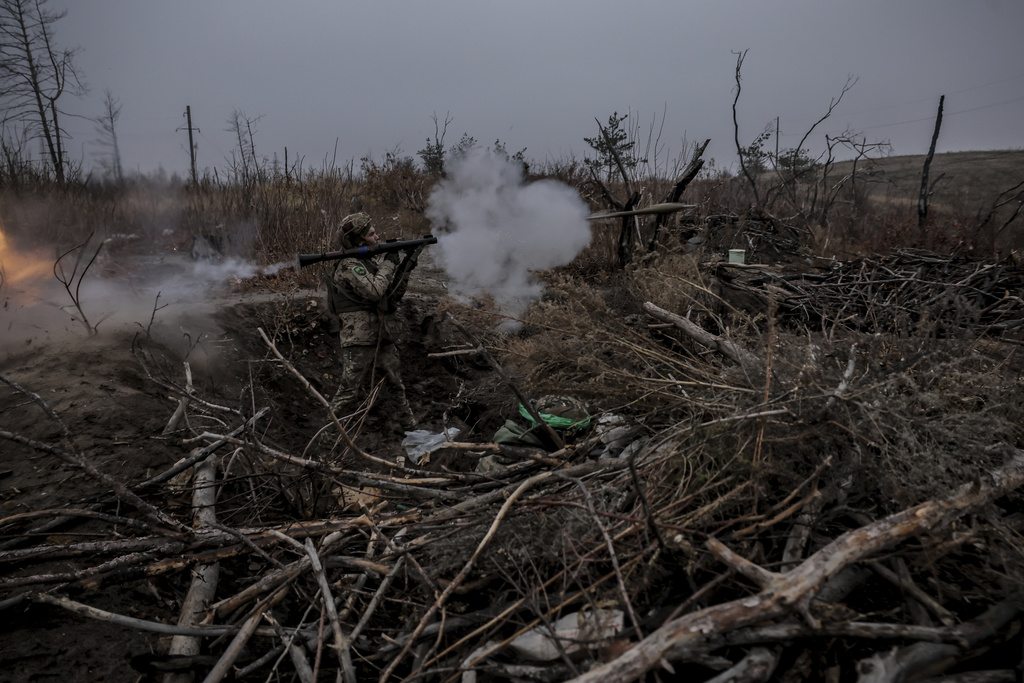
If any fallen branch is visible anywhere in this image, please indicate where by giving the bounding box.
[166,455,221,683]
[162,361,194,435]
[303,536,356,683]
[202,585,289,683]
[381,469,562,682]
[868,560,955,627]
[705,646,778,683]
[855,600,1020,683]
[136,407,270,491]
[567,450,1024,682]
[642,302,764,382]
[26,592,301,639]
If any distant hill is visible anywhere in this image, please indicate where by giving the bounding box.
[829,149,1024,217]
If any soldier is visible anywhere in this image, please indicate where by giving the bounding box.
[319,212,423,448]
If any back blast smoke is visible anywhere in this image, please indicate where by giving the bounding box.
[0,228,281,359]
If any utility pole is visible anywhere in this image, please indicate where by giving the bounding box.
[178,106,200,185]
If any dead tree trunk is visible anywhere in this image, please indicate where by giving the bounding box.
[918,95,944,228]
[648,139,710,250]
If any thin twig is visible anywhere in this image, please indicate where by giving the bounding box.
[559,473,644,641]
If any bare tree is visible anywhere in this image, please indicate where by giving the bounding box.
[417,110,453,175]
[767,75,858,220]
[93,88,123,185]
[731,49,761,206]
[0,0,85,183]
[817,131,891,226]
[225,109,264,186]
[0,115,34,183]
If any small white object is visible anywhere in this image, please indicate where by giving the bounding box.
[401,428,460,465]
[460,609,624,682]
[728,249,745,264]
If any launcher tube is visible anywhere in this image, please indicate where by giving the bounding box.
[296,235,437,269]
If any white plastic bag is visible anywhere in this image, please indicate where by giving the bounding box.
[401,427,461,465]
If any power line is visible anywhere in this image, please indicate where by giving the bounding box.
[772,92,1024,141]
[856,94,1024,132]
[839,72,1024,118]
[777,73,1024,133]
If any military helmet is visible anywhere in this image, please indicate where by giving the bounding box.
[336,212,373,249]
[519,395,592,437]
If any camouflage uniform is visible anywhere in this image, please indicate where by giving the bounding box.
[323,213,418,439]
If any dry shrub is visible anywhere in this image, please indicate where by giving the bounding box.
[625,248,710,314]
[825,338,1021,507]
[359,151,432,213]
[597,327,1024,566]
[181,173,358,264]
[627,246,768,364]
[640,423,761,528]
[501,272,658,413]
[0,180,187,256]
[1,190,86,248]
[501,265,755,424]
[503,278,630,399]
[721,328,1024,516]
[527,156,589,188]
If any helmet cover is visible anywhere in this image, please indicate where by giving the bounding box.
[337,212,373,249]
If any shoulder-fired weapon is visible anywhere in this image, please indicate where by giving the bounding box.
[296,235,437,269]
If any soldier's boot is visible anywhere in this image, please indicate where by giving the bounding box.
[393,398,417,435]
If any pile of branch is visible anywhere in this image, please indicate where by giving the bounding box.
[717,248,1024,335]
[4,325,1024,683]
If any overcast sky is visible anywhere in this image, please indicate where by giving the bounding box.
[50,0,1024,179]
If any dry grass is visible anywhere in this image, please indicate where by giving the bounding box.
[832,149,1024,216]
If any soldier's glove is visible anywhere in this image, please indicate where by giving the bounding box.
[405,244,426,265]
[384,250,402,265]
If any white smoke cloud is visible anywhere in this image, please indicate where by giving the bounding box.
[0,239,286,354]
[426,147,592,321]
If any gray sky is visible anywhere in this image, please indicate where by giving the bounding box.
[51,0,1024,179]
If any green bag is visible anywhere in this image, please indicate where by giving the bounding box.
[519,395,592,438]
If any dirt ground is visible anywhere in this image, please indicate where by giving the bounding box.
[0,251,503,682]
